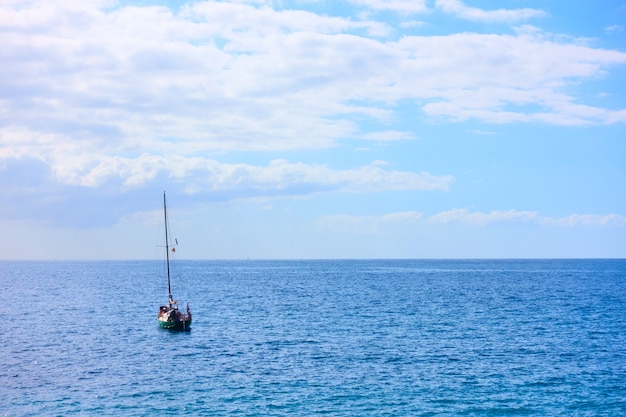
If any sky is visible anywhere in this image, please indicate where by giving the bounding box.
[1,0,625,260]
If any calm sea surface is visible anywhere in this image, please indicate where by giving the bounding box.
[1,259,625,416]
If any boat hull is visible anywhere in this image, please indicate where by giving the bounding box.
[157,305,192,330]
[158,317,192,330]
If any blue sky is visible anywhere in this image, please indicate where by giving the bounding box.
[1,0,625,259]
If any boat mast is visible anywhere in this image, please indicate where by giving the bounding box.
[164,191,173,305]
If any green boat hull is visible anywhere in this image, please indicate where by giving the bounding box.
[158,317,192,330]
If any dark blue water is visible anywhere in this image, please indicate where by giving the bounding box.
[1,259,625,416]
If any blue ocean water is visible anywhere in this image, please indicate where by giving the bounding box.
[1,259,625,416]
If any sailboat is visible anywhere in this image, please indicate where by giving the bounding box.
[157,191,192,330]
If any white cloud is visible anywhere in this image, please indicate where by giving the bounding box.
[204,158,454,194]
[435,0,545,22]
[319,209,626,234]
[0,1,625,216]
[427,208,626,227]
[0,150,454,194]
[347,0,429,14]
[428,208,540,225]
[1,0,625,175]
[397,30,626,125]
[543,214,626,227]
[362,130,415,141]
[400,20,425,29]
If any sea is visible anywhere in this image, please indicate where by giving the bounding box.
[1,259,625,416]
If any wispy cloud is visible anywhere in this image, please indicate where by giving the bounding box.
[542,213,626,227]
[193,159,454,195]
[428,208,626,227]
[362,130,415,141]
[3,152,454,193]
[0,155,454,226]
[428,208,540,225]
[348,0,429,14]
[321,209,626,230]
[435,0,546,22]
